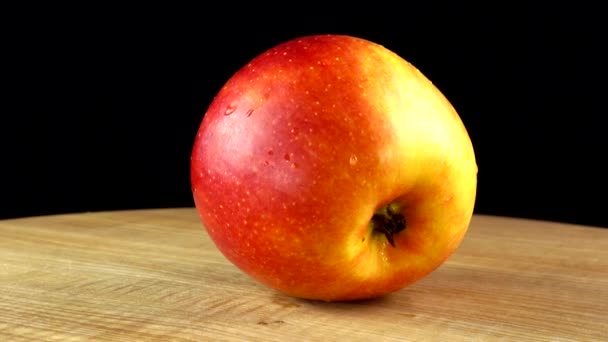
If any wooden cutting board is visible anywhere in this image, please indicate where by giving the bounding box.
[1,208,606,341]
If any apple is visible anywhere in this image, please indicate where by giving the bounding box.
[191,34,477,301]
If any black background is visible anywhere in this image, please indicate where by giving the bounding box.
[4,5,607,228]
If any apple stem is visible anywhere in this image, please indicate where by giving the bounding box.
[371,203,406,247]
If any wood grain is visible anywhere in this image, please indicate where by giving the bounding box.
[1,208,606,341]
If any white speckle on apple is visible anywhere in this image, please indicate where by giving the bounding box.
[219,204,223,209]
[349,154,358,166]
[309,66,314,70]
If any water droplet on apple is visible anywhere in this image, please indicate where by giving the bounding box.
[380,250,389,263]
[349,154,358,166]
[224,104,237,115]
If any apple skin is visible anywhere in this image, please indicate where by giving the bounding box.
[191,34,477,301]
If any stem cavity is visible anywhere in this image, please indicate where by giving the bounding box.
[371,203,406,247]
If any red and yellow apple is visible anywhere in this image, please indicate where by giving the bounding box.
[191,34,477,301]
